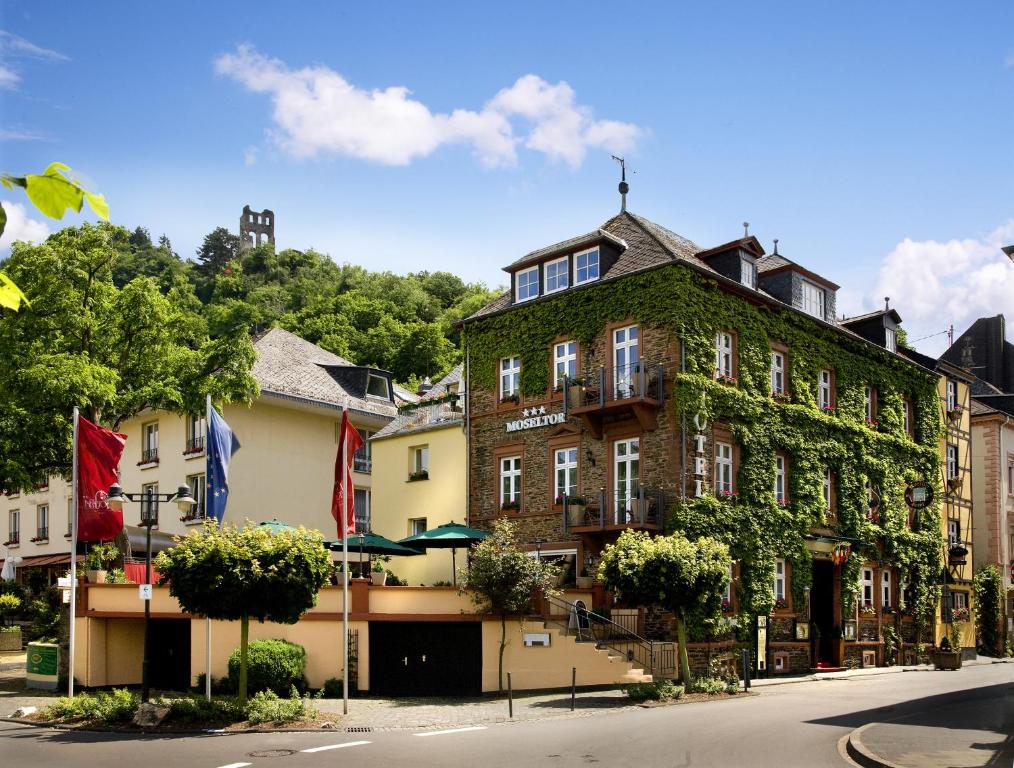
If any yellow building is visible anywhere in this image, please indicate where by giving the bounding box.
[369,366,467,586]
[1,328,417,579]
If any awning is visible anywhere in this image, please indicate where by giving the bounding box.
[124,525,178,554]
[14,553,84,568]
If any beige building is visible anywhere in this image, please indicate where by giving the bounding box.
[369,366,467,586]
[1,328,416,579]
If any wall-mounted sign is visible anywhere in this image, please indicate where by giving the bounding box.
[505,406,566,433]
[523,632,551,647]
[904,482,934,510]
[138,584,153,601]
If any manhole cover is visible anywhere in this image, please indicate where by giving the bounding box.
[248,749,297,758]
[346,726,372,733]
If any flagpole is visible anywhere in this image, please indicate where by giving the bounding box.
[205,394,213,702]
[68,406,79,698]
[342,405,350,716]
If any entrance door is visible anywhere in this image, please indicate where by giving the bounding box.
[148,619,192,692]
[369,622,482,696]
[811,560,836,667]
[614,438,640,524]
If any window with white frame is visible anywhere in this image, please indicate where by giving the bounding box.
[140,482,158,522]
[715,332,733,378]
[947,443,959,480]
[554,447,578,501]
[714,442,733,495]
[885,326,896,353]
[774,454,786,503]
[801,281,826,319]
[185,474,206,519]
[186,413,206,453]
[770,351,785,395]
[903,399,912,437]
[412,446,429,475]
[553,341,577,389]
[948,518,961,546]
[861,568,874,607]
[946,379,957,411]
[818,370,833,410]
[614,438,640,523]
[881,571,892,608]
[544,256,569,293]
[952,590,968,611]
[500,456,522,508]
[409,518,427,537]
[741,258,757,289]
[823,468,833,515]
[574,248,600,285]
[724,563,734,605]
[66,497,73,535]
[36,504,48,540]
[7,509,18,544]
[353,489,371,532]
[864,386,874,422]
[142,421,159,463]
[774,559,786,602]
[613,325,639,397]
[515,266,539,302]
[500,356,520,399]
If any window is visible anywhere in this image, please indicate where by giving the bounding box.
[185,474,206,520]
[864,386,877,423]
[885,326,896,353]
[411,445,429,478]
[500,356,520,399]
[614,438,640,523]
[7,509,18,544]
[36,504,48,540]
[715,442,734,495]
[741,258,757,289]
[354,430,373,473]
[353,488,370,532]
[67,497,73,536]
[367,373,390,400]
[774,454,787,504]
[801,281,826,319]
[952,590,968,612]
[186,413,206,453]
[818,370,833,410]
[946,379,957,412]
[881,571,892,608]
[774,559,786,603]
[823,468,835,518]
[140,482,158,523]
[574,248,600,285]
[770,351,785,395]
[724,563,734,605]
[544,256,569,293]
[500,456,522,508]
[861,568,874,608]
[1008,458,1014,495]
[613,325,639,397]
[903,398,913,438]
[946,443,959,480]
[554,447,578,501]
[553,341,577,389]
[715,332,733,378]
[948,518,961,546]
[409,518,427,537]
[515,266,540,302]
[142,421,159,463]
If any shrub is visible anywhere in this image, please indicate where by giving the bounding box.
[42,688,139,724]
[624,679,684,702]
[321,677,342,699]
[689,676,729,695]
[974,565,1004,657]
[159,696,244,725]
[105,568,127,584]
[0,593,21,624]
[228,639,307,696]
[25,596,60,642]
[193,673,236,696]
[245,687,311,724]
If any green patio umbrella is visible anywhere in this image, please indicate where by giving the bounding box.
[327,532,424,579]
[397,522,489,586]
[257,518,296,534]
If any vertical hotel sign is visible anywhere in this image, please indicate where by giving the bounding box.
[506,406,566,433]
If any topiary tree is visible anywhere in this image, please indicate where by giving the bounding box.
[973,564,1005,657]
[598,530,731,685]
[227,638,307,696]
[155,521,331,704]
[459,518,560,693]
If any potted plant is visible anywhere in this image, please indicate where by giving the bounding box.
[576,566,594,590]
[946,476,963,493]
[948,544,968,566]
[499,392,520,406]
[933,635,962,670]
[564,494,587,525]
[84,542,118,583]
[0,593,21,651]
[501,499,521,513]
[567,378,585,407]
[371,559,388,586]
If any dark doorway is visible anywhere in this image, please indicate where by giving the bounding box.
[811,560,836,667]
[370,621,482,696]
[148,619,192,692]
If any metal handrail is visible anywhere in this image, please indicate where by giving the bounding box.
[541,591,666,678]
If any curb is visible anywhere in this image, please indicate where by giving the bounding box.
[846,723,905,768]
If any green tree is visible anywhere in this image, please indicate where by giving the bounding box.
[195,227,240,289]
[0,223,257,492]
[973,564,1006,657]
[155,522,331,704]
[459,519,560,692]
[598,530,731,685]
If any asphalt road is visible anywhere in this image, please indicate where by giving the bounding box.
[1,663,1010,768]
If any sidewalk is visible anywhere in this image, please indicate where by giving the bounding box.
[749,655,1011,688]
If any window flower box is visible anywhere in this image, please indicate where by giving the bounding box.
[820,405,836,415]
[772,391,791,402]
[407,470,429,482]
[721,598,732,613]
[946,477,962,493]
[774,598,789,611]
[860,602,876,616]
[499,393,520,405]
[717,489,739,502]
[501,500,521,512]
[776,498,790,508]
[715,373,738,386]
[182,446,205,457]
[137,457,159,467]
[29,536,47,543]
[864,418,880,429]
[951,606,970,622]
[881,605,896,615]
[1,540,17,547]
[946,406,964,422]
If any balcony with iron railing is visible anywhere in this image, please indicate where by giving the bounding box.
[32,526,48,542]
[184,435,205,455]
[563,488,665,534]
[563,363,667,438]
[353,451,372,474]
[139,448,159,465]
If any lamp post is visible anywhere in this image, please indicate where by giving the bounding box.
[106,482,196,703]
[533,537,547,563]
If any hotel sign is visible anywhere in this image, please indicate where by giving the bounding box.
[506,406,566,433]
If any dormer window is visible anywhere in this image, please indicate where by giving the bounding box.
[885,326,896,353]
[366,373,390,400]
[741,258,757,289]
[801,281,825,320]
[516,266,539,302]
[544,256,569,294]
[574,248,600,285]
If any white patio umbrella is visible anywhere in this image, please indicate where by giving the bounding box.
[1,547,22,581]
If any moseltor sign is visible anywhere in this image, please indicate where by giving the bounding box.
[506,406,566,433]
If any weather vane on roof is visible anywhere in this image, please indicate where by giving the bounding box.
[612,155,632,213]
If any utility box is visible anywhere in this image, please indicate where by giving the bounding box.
[26,642,59,690]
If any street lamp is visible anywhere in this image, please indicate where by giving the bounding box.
[106,482,196,703]
[533,537,547,563]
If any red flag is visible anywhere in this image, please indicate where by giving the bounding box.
[331,410,364,537]
[76,415,127,542]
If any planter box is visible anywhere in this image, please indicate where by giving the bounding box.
[371,571,388,586]
[568,504,587,526]
[86,569,107,584]
[0,628,22,651]
[933,650,962,670]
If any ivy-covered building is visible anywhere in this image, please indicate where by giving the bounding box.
[462,209,945,674]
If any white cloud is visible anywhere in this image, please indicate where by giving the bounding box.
[0,127,46,141]
[868,222,1014,353]
[243,145,259,166]
[214,45,641,168]
[0,31,68,62]
[0,64,18,89]
[1005,50,1014,68]
[0,201,51,251]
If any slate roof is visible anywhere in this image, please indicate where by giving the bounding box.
[841,308,903,326]
[505,229,627,271]
[970,398,996,416]
[755,253,792,273]
[420,364,463,401]
[251,327,400,418]
[373,365,465,439]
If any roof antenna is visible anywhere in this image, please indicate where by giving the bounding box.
[884,297,890,312]
[743,222,750,237]
[612,155,629,212]
[772,238,779,256]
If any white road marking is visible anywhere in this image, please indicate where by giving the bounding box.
[413,726,488,737]
[216,763,251,768]
[301,740,371,753]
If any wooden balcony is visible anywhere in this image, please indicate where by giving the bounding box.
[564,364,665,438]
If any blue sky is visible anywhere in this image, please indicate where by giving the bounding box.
[1,1,1012,353]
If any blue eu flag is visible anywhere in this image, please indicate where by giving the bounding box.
[206,405,240,523]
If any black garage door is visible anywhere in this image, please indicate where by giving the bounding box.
[149,619,192,692]
[369,621,482,696]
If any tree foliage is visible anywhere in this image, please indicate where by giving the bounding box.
[973,564,1007,657]
[155,521,331,703]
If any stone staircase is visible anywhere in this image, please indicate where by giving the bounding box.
[535,619,654,685]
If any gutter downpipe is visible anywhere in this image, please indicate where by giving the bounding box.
[679,327,687,502]
[464,330,471,527]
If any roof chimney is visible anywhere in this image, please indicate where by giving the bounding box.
[743,222,750,237]
[884,297,890,312]
[772,238,779,256]
[417,376,433,396]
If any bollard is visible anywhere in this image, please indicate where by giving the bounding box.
[741,649,751,691]
[571,667,576,711]
[507,672,513,718]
